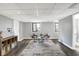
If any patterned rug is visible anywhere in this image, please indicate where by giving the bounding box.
[18,40,66,56]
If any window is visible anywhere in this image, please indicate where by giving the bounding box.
[32,23,40,32]
[55,23,59,32]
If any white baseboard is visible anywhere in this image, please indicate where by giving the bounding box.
[58,40,75,50]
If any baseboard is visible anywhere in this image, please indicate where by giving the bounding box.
[58,40,75,50]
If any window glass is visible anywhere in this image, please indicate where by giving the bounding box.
[32,23,40,32]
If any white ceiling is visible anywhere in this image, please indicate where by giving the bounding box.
[0,3,79,22]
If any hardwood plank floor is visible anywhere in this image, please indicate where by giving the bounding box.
[18,39,66,56]
[51,39,79,56]
[6,39,31,56]
[6,39,79,56]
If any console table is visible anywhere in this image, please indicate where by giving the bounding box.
[0,36,17,56]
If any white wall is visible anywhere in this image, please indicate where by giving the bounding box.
[0,15,20,41]
[13,20,20,41]
[59,15,73,49]
[40,22,58,39]
[19,22,32,40]
[0,15,14,37]
[72,13,79,48]
[24,22,32,37]
[19,22,58,40]
[19,22,24,40]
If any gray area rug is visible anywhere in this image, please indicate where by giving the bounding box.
[18,40,66,56]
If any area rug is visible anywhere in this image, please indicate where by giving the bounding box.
[18,40,66,56]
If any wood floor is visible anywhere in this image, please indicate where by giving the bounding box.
[18,39,66,56]
[6,39,79,56]
[6,39,31,56]
[51,39,79,56]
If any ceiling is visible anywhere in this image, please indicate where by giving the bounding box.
[0,3,79,22]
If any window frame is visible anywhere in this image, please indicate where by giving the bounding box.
[32,23,40,32]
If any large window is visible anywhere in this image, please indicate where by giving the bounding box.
[32,23,40,32]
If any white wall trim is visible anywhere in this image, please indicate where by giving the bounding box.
[58,40,75,50]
